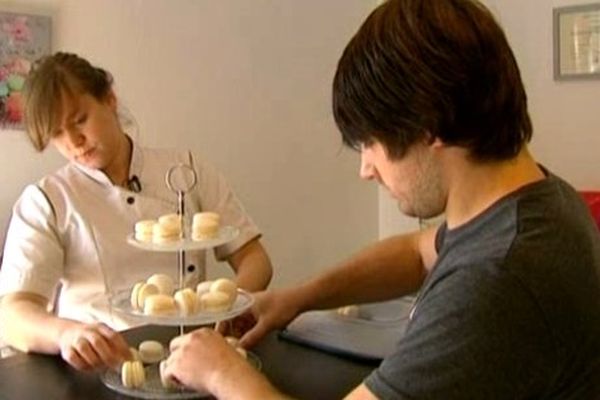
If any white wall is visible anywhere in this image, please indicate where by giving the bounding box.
[0,0,379,286]
[5,0,597,281]
[380,0,600,238]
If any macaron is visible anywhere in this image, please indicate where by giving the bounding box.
[121,360,145,388]
[159,360,178,389]
[210,278,238,302]
[130,282,159,310]
[152,214,182,243]
[134,220,156,242]
[174,288,200,316]
[196,280,213,297]
[144,294,177,316]
[146,273,175,295]
[138,340,165,364]
[200,291,231,312]
[191,212,221,241]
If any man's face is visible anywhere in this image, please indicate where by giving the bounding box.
[50,90,122,172]
[359,139,446,219]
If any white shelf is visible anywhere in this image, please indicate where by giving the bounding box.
[101,352,260,399]
[110,289,254,326]
[127,226,240,252]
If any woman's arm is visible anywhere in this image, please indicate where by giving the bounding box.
[1,292,130,370]
[227,238,273,292]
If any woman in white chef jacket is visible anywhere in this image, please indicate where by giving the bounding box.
[0,52,272,371]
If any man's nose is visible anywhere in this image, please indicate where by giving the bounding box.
[359,153,374,180]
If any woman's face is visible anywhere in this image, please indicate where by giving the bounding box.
[50,90,124,172]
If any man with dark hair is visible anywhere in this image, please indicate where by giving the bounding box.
[164,0,600,398]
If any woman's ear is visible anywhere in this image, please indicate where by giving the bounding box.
[104,88,117,112]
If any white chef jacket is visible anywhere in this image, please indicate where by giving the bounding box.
[0,141,260,329]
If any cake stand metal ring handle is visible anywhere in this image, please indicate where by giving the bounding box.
[165,163,197,194]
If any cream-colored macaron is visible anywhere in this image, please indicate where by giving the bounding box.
[121,360,145,388]
[236,347,248,359]
[196,280,213,297]
[337,305,360,318]
[192,212,220,226]
[134,220,156,242]
[146,273,175,295]
[200,291,231,312]
[152,221,181,243]
[224,335,247,359]
[158,213,182,229]
[191,212,220,241]
[144,294,177,316]
[159,360,178,389]
[152,214,182,243]
[210,278,238,302]
[174,288,200,316]
[192,219,219,241]
[130,282,159,310]
[138,340,165,364]
[224,336,240,347]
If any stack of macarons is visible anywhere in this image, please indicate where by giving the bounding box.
[196,278,238,312]
[133,213,182,244]
[133,220,155,243]
[131,273,177,316]
[153,214,182,243]
[191,212,220,241]
[121,359,145,389]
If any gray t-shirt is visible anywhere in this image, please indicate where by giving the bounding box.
[365,174,600,399]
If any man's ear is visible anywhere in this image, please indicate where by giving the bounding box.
[430,137,444,149]
[424,132,444,149]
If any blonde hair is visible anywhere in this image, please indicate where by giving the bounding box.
[22,52,113,151]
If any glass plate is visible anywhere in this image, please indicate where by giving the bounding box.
[110,289,254,326]
[127,226,240,252]
[101,352,261,399]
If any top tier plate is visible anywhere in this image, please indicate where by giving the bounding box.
[127,226,240,252]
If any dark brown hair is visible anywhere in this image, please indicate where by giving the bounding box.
[333,0,532,162]
[22,52,113,151]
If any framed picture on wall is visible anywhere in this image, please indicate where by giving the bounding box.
[553,3,600,80]
[0,11,51,130]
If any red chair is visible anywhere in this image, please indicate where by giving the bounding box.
[579,191,600,230]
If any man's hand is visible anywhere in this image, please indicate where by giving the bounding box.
[239,288,304,349]
[164,328,249,393]
[58,322,130,371]
[165,328,287,399]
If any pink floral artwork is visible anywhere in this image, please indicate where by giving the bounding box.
[0,12,51,130]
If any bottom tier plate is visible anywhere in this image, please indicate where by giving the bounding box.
[101,352,261,399]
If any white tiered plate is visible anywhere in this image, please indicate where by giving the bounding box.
[101,352,261,399]
[127,226,240,252]
[110,289,254,326]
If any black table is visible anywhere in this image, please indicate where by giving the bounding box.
[0,325,379,400]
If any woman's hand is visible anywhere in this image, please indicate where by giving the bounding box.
[58,322,130,371]
[215,311,257,338]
